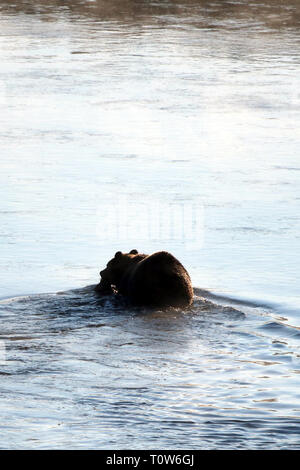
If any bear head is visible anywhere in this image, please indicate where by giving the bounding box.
[99,249,141,289]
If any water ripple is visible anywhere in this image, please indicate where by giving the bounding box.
[0,286,299,448]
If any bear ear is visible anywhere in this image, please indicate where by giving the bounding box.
[114,251,122,259]
[130,249,138,254]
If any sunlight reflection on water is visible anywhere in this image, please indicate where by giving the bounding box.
[0,0,300,449]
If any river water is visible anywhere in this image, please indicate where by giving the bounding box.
[0,0,300,449]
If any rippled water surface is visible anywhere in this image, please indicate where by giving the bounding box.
[1,287,300,449]
[1,0,300,449]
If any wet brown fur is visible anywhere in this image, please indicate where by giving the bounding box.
[95,250,193,308]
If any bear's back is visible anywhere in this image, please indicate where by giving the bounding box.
[127,251,193,308]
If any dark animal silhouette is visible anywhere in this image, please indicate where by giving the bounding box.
[95,249,193,308]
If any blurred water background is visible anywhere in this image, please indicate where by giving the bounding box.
[0,0,300,449]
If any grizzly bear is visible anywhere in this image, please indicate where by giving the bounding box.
[95,249,193,308]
